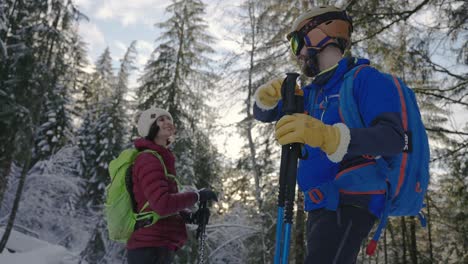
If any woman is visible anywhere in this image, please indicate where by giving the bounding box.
[127,106,217,264]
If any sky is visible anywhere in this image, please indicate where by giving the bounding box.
[75,0,246,159]
[75,0,243,78]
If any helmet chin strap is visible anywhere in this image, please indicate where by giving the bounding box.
[303,41,342,77]
[304,49,320,77]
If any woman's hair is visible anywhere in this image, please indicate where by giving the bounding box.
[145,120,173,146]
[145,120,160,141]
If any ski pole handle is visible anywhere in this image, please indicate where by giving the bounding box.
[281,72,302,115]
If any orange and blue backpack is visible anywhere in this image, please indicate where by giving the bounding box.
[337,65,430,254]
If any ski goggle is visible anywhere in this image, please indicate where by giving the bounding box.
[287,31,306,56]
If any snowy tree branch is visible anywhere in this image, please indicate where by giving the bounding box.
[352,0,430,44]
[414,91,468,107]
[426,127,468,136]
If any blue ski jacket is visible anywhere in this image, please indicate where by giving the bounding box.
[254,57,405,216]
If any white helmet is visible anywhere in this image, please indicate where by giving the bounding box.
[287,6,353,55]
[137,107,173,138]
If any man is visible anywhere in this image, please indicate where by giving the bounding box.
[253,6,405,263]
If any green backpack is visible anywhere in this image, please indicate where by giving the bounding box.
[105,148,179,243]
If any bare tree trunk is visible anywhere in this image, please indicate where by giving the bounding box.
[294,191,305,263]
[0,146,31,253]
[0,159,12,211]
[246,124,267,264]
[0,0,20,214]
[360,241,366,262]
[388,221,399,263]
[384,229,388,264]
[426,196,434,263]
[401,217,408,264]
[409,216,418,264]
[245,2,266,263]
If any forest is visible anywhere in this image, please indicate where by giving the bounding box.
[0,0,467,263]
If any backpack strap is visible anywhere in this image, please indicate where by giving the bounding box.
[125,165,139,213]
[339,65,390,255]
[307,87,318,115]
[339,64,370,128]
[131,149,181,229]
[339,66,420,255]
[141,149,181,188]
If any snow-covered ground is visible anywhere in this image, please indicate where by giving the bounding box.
[0,228,78,264]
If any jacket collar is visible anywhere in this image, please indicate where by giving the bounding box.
[304,57,370,91]
[134,138,174,162]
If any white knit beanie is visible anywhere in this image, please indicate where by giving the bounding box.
[137,107,173,137]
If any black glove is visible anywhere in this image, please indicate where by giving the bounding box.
[179,210,195,224]
[198,188,218,202]
[192,207,210,226]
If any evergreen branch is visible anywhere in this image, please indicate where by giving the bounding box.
[208,231,260,258]
[414,90,468,107]
[430,141,468,162]
[446,16,468,37]
[205,224,261,231]
[343,0,359,10]
[352,0,430,44]
[423,195,464,231]
[426,127,468,136]
[413,80,468,93]
[411,49,468,81]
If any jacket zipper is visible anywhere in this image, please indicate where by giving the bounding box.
[313,88,323,118]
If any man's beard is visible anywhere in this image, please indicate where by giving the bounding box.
[300,56,319,78]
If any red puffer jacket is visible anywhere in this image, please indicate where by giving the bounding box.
[126,138,198,250]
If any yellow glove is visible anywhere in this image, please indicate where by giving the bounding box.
[275,113,350,162]
[254,78,284,110]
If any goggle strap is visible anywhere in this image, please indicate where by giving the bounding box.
[304,35,311,46]
[316,36,332,48]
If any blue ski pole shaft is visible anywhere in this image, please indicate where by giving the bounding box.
[274,72,302,264]
[282,142,300,264]
[274,145,290,264]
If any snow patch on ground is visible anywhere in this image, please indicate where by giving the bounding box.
[0,228,77,264]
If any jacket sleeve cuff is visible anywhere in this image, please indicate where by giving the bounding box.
[327,123,351,163]
[254,87,278,110]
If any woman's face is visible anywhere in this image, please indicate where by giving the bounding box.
[155,115,175,140]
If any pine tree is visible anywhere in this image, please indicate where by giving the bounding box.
[0,0,82,209]
[80,223,106,263]
[115,41,137,147]
[221,1,310,262]
[32,0,89,163]
[0,0,44,204]
[0,1,7,59]
[3,146,85,248]
[136,2,221,261]
[78,47,115,207]
[137,44,176,111]
[95,47,115,100]
[137,0,220,187]
[77,44,139,263]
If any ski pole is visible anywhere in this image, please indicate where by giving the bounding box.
[196,201,209,264]
[274,72,303,264]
